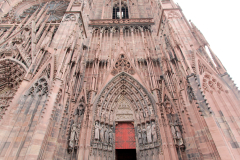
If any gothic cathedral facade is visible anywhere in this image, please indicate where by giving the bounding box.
[0,0,240,159]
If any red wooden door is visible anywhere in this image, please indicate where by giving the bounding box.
[115,123,136,149]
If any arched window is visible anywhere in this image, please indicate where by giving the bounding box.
[112,1,129,19]
[121,4,129,19]
[112,4,120,19]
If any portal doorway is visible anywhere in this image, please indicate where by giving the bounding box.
[116,149,137,160]
[115,122,137,160]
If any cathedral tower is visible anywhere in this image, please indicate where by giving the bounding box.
[0,0,240,159]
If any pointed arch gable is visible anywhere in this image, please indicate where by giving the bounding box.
[100,50,150,95]
[29,56,53,83]
[197,55,218,76]
[92,72,158,123]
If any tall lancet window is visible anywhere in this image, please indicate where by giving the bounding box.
[112,1,129,19]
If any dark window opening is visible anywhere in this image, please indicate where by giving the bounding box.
[121,7,129,19]
[113,7,120,19]
[115,149,136,160]
[112,4,129,19]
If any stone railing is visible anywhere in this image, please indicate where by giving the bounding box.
[89,18,154,26]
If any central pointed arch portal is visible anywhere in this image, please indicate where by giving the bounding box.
[90,72,161,160]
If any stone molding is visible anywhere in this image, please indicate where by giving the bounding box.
[89,18,154,27]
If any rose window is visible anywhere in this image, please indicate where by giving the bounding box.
[17,1,69,23]
[111,54,135,76]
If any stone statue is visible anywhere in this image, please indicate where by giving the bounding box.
[169,121,176,138]
[175,122,184,145]
[109,110,113,122]
[142,125,147,144]
[104,125,109,144]
[149,106,154,116]
[100,124,105,142]
[187,85,195,103]
[94,121,100,140]
[109,127,113,144]
[140,109,144,119]
[169,120,184,146]
[144,108,149,117]
[175,125,182,139]
[137,125,142,144]
[69,124,79,148]
[146,123,152,143]
[135,109,139,120]
[101,109,106,118]
[151,121,157,142]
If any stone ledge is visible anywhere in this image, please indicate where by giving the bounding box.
[89,18,154,27]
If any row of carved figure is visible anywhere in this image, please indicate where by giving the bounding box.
[137,121,157,144]
[94,121,113,145]
[169,120,184,146]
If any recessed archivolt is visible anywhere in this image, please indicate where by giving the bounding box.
[93,72,157,124]
[90,72,162,156]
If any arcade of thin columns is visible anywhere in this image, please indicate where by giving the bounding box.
[86,27,161,103]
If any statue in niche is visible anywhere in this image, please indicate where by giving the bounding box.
[140,109,144,119]
[100,124,105,142]
[151,121,157,142]
[144,108,149,117]
[146,97,151,105]
[69,124,79,149]
[135,109,140,120]
[187,85,196,103]
[109,110,113,122]
[78,105,85,115]
[101,109,106,119]
[149,106,154,116]
[142,124,147,144]
[146,123,152,143]
[109,127,113,145]
[137,125,143,144]
[175,121,184,145]
[94,121,101,141]
[97,107,101,116]
[105,125,109,144]
[169,120,176,139]
[169,119,184,146]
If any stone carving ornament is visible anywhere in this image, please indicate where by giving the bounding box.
[152,121,157,143]
[142,124,147,144]
[109,127,113,145]
[16,1,69,23]
[146,123,152,143]
[104,125,109,144]
[136,125,142,145]
[69,124,79,149]
[100,124,105,142]
[63,13,77,22]
[94,121,101,140]
[187,85,196,103]
[111,54,135,75]
[202,74,227,94]
[170,120,184,146]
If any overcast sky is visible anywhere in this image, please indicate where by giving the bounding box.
[173,0,240,88]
